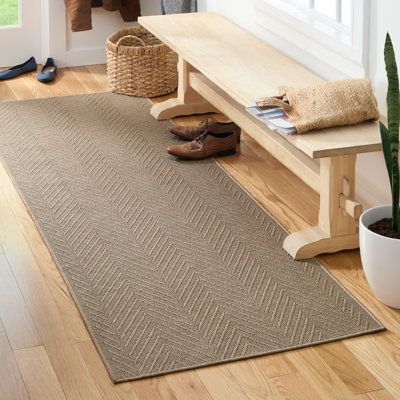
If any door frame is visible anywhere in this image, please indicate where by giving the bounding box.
[41,0,68,67]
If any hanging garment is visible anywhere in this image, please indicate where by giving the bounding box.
[161,0,197,14]
[65,0,141,32]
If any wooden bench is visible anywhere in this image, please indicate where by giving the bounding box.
[138,12,382,260]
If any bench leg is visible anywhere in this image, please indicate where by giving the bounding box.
[283,155,362,259]
[150,56,218,120]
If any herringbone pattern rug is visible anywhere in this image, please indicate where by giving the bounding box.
[0,93,383,382]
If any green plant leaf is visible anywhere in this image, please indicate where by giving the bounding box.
[379,122,393,188]
[383,33,400,230]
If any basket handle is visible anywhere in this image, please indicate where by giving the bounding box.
[116,35,146,48]
[255,96,291,112]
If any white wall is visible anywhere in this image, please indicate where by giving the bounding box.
[369,0,400,112]
[199,0,396,209]
[356,0,395,209]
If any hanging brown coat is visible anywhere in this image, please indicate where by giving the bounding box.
[64,0,141,32]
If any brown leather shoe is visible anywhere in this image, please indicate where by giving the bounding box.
[169,119,241,143]
[167,131,237,159]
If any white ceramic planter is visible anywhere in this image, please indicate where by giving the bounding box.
[359,205,400,309]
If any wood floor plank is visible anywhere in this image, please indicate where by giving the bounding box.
[5,69,69,100]
[0,254,42,350]
[316,341,384,395]
[77,340,140,400]
[196,365,251,400]
[6,73,39,100]
[15,346,67,400]
[356,389,395,399]
[252,353,297,379]
[226,359,285,400]
[69,66,106,93]
[345,333,400,399]
[131,376,178,400]
[54,68,89,96]
[0,82,17,102]
[270,372,322,400]
[0,320,30,400]
[0,165,91,343]
[0,190,102,400]
[165,370,214,400]
[15,69,69,99]
[288,347,357,399]
[84,64,108,88]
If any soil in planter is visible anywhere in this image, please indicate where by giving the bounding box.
[368,218,400,239]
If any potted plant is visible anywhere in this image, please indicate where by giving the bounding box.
[359,33,400,308]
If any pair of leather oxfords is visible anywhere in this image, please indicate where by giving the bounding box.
[167,119,241,160]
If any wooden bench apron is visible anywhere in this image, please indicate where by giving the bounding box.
[138,12,382,260]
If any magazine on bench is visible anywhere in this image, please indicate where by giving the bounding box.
[246,104,297,136]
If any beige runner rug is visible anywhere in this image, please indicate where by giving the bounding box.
[0,93,383,382]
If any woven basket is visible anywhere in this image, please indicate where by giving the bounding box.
[106,27,178,98]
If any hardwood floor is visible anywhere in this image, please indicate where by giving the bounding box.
[0,65,399,400]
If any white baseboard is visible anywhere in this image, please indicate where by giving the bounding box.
[66,47,107,67]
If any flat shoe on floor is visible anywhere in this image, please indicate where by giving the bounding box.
[0,57,37,80]
[37,58,57,83]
